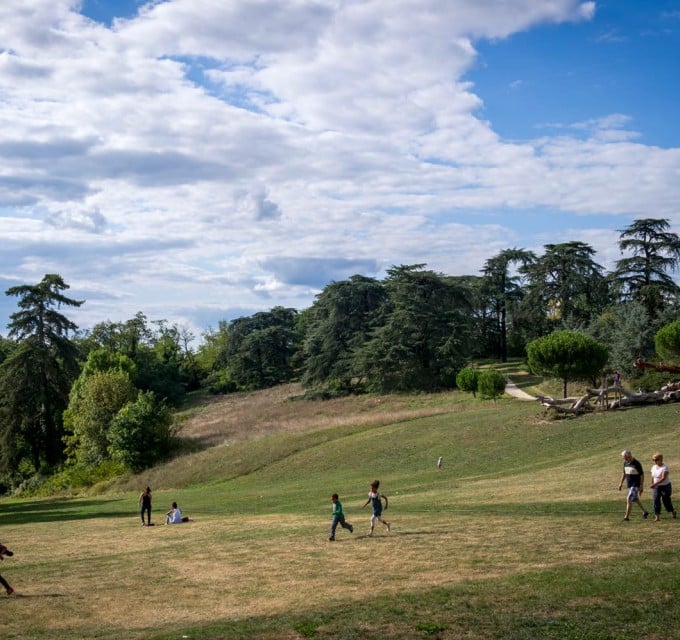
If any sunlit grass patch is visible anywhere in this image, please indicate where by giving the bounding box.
[1,384,679,639]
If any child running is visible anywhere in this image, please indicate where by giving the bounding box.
[328,493,353,541]
[362,480,391,536]
[0,542,15,596]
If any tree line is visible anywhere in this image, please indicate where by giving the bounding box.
[0,218,678,491]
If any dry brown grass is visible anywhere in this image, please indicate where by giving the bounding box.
[176,383,458,447]
[112,383,466,492]
[4,380,679,639]
[5,505,676,640]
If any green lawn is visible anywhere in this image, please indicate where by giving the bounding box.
[1,385,679,639]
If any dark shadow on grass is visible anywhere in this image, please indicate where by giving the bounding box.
[172,434,215,454]
[146,549,680,640]
[0,497,131,525]
[6,592,65,598]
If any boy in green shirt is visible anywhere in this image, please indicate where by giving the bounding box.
[329,493,353,541]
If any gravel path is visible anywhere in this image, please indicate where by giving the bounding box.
[504,380,537,401]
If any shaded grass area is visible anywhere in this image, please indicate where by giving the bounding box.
[149,554,680,640]
[0,497,130,525]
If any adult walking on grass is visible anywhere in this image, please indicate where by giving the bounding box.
[650,453,677,522]
[139,486,152,526]
[0,542,15,596]
[618,450,649,521]
[328,493,353,541]
[362,480,390,536]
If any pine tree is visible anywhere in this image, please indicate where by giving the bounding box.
[0,274,83,473]
[612,218,680,319]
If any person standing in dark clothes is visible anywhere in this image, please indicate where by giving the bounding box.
[139,486,152,526]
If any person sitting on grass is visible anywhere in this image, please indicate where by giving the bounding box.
[165,502,194,524]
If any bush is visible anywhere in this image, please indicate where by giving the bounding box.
[655,321,680,362]
[634,370,675,393]
[25,460,128,497]
[206,371,238,394]
[456,367,480,397]
[477,369,507,401]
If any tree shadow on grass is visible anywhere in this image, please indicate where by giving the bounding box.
[5,592,65,598]
[0,497,131,525]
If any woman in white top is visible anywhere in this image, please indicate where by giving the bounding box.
[650,453,677,522]
[165,502,192,524]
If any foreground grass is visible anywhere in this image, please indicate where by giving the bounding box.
[1,386,679,639]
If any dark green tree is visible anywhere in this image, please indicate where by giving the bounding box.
[0,274,83,473]
[526,330,609,398]
[482,248,536,361]
[196,321,237,393]
[217,307,299,390]
[611,218,680,319]
[448,275,496,359]
[302,275,386,391]
[139,320,188,404]
[522,242,608,329]
[353,265,472,392]
[0,336,15,366]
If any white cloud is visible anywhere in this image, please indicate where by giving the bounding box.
[0,0,677,340]
[579,2,596,21]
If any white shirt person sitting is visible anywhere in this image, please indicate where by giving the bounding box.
[165,501,193,524]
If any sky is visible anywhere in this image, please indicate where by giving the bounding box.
[0,0,678,344]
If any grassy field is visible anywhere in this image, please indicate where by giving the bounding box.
[2,376,680,639]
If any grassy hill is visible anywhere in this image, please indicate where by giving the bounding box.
[2,377,680,639]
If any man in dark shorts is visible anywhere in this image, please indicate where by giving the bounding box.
[618,450,649,521]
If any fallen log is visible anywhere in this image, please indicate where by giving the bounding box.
[537,393,596,414]
[538,381,680,414]
[633,359,680,374]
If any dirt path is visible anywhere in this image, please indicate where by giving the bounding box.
[505,380,537,401]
